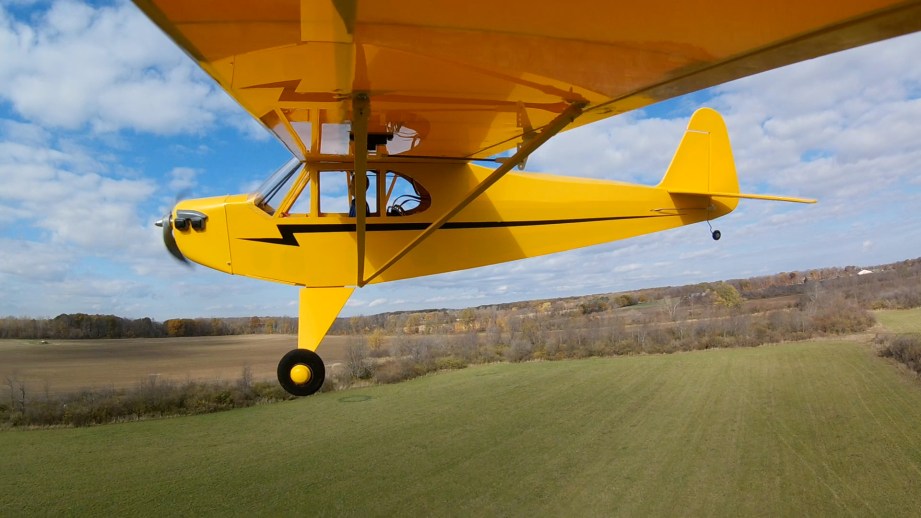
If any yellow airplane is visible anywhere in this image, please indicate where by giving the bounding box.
[137,0,921,395]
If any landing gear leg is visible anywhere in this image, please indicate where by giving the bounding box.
[276,286,354,396]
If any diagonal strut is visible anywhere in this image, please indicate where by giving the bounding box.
[361,101,586,286]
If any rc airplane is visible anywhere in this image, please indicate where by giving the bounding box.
[137,0,921,395]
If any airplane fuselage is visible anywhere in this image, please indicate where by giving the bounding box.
[172,159,735,287]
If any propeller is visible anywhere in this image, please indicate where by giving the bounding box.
[155,211,190,265]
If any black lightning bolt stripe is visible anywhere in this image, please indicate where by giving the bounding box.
[241,215,672,246]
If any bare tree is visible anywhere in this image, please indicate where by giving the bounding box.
[238,365,253,396]
[345,337,371,380]
[5,374,15,412]
[661,296,683,321]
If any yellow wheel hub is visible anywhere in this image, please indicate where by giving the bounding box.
[290,364,311,385]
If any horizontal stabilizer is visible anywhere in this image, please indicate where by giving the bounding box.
[668,190,816,204]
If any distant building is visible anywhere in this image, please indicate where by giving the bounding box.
[858,269,873,275]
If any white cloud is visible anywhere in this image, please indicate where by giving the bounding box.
[0,0,243,135]
[530,114,686,184]
[0,118,51,145]
[168,166,198,192]
[0,136,155,251]
[0,238,72,282]
[712,35,921,200]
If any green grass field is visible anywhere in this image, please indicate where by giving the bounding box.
[3,340,921,516]
[876,307,921,333]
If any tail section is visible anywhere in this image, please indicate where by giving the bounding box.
[658,107,739,199]
[658,108,815,205]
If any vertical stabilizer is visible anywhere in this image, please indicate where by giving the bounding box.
[657,108,740,204]
[659,108,816,205]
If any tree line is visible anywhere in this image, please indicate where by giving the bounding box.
[2,258,919,341]
[0,314,298,340]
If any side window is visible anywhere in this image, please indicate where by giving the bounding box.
[319,171,350,214]
[385,171,431,216]
[319,171,380,217]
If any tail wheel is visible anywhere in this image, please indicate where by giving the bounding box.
[277,349,325,396]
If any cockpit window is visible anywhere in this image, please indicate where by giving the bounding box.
[385,171,431,216]
[319,171,351,214]
[319,171,380,216]
[254,162,429,218]
[255,157,301,215]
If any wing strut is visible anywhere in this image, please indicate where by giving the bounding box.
[275,108,308,159]
[352,93,370,287]
[361,101,586,286]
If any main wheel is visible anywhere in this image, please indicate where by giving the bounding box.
[277,349,325,396]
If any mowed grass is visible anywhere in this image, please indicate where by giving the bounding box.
[4,341,921,516]
[876,307,921,333]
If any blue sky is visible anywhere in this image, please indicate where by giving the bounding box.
[1,0,920,320]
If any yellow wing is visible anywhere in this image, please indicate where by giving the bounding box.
[133,0,921,160]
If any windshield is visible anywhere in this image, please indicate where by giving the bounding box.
[254,157,301,215]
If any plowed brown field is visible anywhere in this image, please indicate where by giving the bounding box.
[0,334,350,393]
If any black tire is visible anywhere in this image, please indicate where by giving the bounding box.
[277,349,325,396]
[712,230,721,241]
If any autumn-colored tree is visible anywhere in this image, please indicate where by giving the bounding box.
[263,318,276,334]
[368,328,386,352]
[165,319,185,337]
[248,316,262,334]
[713,283,743,308]
[459,308,476,330]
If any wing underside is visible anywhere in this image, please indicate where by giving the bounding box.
[133,0,921,160]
